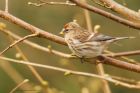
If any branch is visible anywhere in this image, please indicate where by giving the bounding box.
[111,75,140,84]
[104,50,140,65]
[28,1,76,6]
[9,79,29,93]
[98,55,140,73]
[98,0,140,23]
[0,56,140,89]
[0,10,66,45]
[70,0,140,30]
[105,50,140,57]
[5,0,9,12]
[0,33,39,55]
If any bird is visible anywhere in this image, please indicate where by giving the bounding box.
[60,21,134,59]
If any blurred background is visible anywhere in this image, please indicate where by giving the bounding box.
[0,0,140,93]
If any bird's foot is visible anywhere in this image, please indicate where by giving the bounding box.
[80,57,86,63]
[70,53,76,56]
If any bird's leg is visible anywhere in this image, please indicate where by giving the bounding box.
[80,56,85,63]
[70,53,86,63]
[70,52,76,56]
[69,53,80,59]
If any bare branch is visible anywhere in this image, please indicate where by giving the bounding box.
[70,0,140,30]
[5,0,9,12]
[111,75,140,85]
[98,55,140,73]
[28,1,76,6]
[0,10,66,45]
[0,56,140,89]
[98,0,140,23]
[0,33,39,55]
[105,50,140,57]
[104,50,140,65]
[9,79,29,93]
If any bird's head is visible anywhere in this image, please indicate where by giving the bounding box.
[60,21,80,35]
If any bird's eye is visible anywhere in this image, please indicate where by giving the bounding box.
[64,29,69,33]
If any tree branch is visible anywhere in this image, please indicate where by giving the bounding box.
[0,33,39,55]
[98,0,140,23]
[28,1,76,6]
[70,0,140,30]
[105,50,140,57]
[0,10,66,45]
[9,79,29,93]
[98,56,140,73]
[0,56,140,89]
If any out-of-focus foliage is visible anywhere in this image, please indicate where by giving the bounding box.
[0,0,140,93]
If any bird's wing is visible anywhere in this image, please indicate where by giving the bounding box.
[87,33,116,42]
[74,28,91,42]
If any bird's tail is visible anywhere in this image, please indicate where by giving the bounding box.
[113,36,135,42]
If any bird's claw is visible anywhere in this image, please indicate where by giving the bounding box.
[80,57,85,63]
[70,53,77,57]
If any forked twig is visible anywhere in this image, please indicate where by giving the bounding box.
[9,79,29,93]
[0,33,39,55]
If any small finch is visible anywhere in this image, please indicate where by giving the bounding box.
[60,21,134,59]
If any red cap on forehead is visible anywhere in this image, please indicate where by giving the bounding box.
[64,23,69,29]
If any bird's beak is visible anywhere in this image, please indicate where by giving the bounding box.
[59,28,65,35]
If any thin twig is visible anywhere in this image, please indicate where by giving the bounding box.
[105,50,140,57]
[111,75,140,84]
[104,50,140,65]
[5,0,8,12]
[0,56,140,89]
[9,79,29,93]
[83,0,92,33]
[28,1,76,6]
[0,33,39,55]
